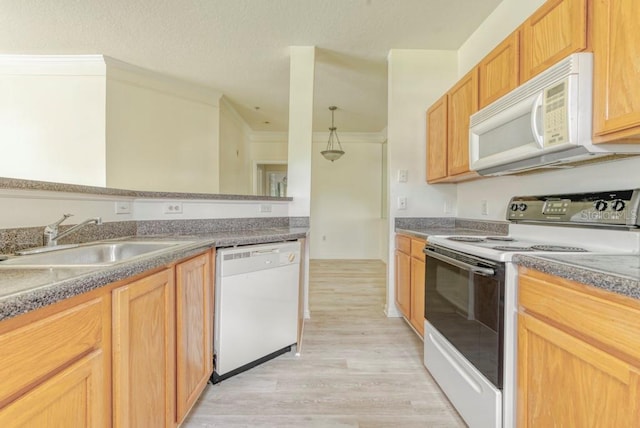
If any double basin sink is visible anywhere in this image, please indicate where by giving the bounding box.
[0,240,196,268]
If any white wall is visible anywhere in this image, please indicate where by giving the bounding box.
[286,47,315,217]
[219,97,251,194]
[0,188,289,229]
[0,56,107,186]
[455,0,640,220]
[386,49,459,316]
[310,137,384,259]
[249,132,288,195]
[105,62,221,193]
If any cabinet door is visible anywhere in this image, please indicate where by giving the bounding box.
[0,350,105,427]
[409,257,425,336]
[521,0,588,82]
[518,312,640,426]
[447,68,478,177]
[113,269,175,428]
[176,252,213,424]
[395,250,411,318]
[592,0,640,141]
[426,95,448,182]
[478,31,520,108]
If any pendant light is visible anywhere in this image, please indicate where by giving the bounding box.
[321,106,345,162]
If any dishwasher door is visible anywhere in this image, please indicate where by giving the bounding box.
[213,241,300,382]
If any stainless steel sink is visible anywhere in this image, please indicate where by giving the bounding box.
[0,241,190,267]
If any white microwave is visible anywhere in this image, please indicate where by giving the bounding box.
[469,53,640,176]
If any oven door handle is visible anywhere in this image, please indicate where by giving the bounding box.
[424,248,495,277]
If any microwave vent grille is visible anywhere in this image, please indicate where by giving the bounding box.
[470,53,591,126]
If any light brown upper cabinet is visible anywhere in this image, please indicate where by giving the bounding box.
[592,0,640,142]
[447,68,479,178]
[479,31,520,108]
[520,0,589,83]
[426,95,448,182]
[426,70,479,183]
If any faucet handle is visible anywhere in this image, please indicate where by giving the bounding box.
[52,213,73,227]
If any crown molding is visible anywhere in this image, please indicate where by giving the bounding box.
[248,131,289,143]
[312,131,387,144]
[248,130,386,144]
[104,56,222,107]
[219,96,253,134]
[0,54,107,75]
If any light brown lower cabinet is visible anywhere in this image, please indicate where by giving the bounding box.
[0,293,110,427]
[112,268,176,428]
[517,268,640,426]
[395,234,426,337]
[176,252,213,424]
[0,248,215,428]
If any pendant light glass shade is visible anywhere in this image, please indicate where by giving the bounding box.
[321,106,345,162]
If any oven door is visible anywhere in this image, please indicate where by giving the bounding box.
[424,244,505,388]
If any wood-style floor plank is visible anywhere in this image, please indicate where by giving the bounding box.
[183,259,465,427]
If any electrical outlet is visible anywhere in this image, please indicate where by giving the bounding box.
[397,169,408,183]
[397,196,407,210]
[115,201,132,214]
[163,202,183,214]
[259,204,272,213]
[481,200,488,215]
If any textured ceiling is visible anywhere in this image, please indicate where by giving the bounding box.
[0,0,502,132]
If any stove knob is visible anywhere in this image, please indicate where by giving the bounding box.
[518,203,528,211]
[510,203,519,212]
[611,199,626,212]
[594,200,608,212]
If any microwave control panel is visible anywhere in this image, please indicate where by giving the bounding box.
[543,79,569,147]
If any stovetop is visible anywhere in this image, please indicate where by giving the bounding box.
[427,224,640,262]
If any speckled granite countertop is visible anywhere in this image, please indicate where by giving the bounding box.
[0,176,292,201]
[514,254,640,300]
[396,227,505,240]
[395,217,509,240]
[0,227,308,322]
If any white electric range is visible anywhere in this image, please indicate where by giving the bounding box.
[422,190,640,428]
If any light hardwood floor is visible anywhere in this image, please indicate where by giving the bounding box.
[183,259,465,427]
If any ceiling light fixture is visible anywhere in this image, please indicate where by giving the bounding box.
[321,106,345,162]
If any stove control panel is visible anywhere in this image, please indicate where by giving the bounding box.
[507,189,640,227]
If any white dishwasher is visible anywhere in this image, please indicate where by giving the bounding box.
[212,241,300,383]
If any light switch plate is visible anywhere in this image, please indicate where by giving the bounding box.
[397,196,407,210]
[397,169,408,183]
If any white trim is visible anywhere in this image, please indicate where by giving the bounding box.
[105,56,222,106]
[312,131,387,144]
[248,130,387,144]
[0,54,107,76]
[249,131,289,143]
[252,160,288,196]
[219,96,253,134]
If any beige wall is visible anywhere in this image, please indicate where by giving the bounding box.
[219,98,251,194]
[0,57,107,186]
[106,75,220,193]
[310,139,384,259]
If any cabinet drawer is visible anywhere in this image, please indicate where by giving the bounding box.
[410,238,426,262]
[519,268,640,364]
[395,235,411,254]
[0,295,107,404]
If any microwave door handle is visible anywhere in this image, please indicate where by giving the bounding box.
[425,249,495,277]
[530,92,544,148]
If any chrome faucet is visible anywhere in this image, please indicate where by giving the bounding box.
[44,214,103,246]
